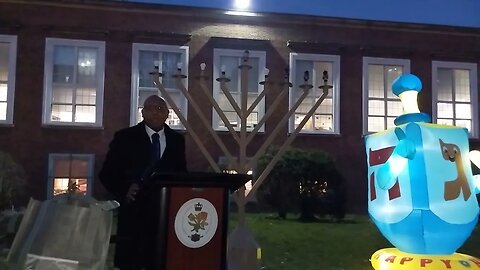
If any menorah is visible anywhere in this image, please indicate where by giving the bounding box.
[151,50,333,269]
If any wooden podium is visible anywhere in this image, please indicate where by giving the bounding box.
[147,172,250,270]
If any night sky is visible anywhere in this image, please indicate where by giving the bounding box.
[120,0,480,28]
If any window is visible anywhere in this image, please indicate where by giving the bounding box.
[289,53,340,134]
[47,154,94,198]
[363,57,410,133]
[43,38,105,127]
[213,49,266,131]
[432,61,478,137]
[0,35,17,125]
[131,43,188,129]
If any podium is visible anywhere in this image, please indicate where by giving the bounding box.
[147,172,250,270]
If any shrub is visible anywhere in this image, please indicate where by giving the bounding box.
[256,146,346,221]
[0,151,27,210]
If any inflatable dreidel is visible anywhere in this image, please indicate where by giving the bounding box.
[365,74,479,257]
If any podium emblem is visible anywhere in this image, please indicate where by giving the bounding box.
[174,198,218,248]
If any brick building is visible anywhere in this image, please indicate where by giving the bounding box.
[0,0,479,213]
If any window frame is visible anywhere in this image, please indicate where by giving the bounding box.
[432,61,478,138]
[42,38,105,127]
[0,34,17,125]
[46,153,95,199]
[212,48,267,132]
[131,43,189,129]
[362,57,411,134]
[289,53,341,135]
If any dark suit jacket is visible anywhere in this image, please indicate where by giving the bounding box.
[99,122,187,269]
[99,121,187,200]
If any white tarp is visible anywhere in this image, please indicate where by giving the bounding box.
[6,194,118,270]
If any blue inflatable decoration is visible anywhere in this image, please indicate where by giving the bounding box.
[364,74,480,267]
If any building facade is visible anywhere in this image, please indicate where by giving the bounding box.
[0,0,479,213]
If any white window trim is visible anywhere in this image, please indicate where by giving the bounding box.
[432,61,478,138]
[43,38,105,127]
[131,43,189,128]
[288,53,341,135]
[0,35,17,125]
[212,48,267,132]
[46,153,95,199]
[362,57,411,134]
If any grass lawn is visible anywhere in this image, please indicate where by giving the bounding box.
[230,213,480,270]
[7,211,477,270]
[6,211,478,270]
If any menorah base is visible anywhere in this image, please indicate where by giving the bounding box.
[227,223,262,270]
[371,248,480,270]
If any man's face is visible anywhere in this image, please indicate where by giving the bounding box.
[142,96,169,131]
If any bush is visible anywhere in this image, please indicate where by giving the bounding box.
[256,146,346,221]
[0,208,24,257]
[0,151,27,210]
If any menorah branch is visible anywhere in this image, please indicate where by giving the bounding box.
[246,89,330,201]
[175,76,235,162]
[151,73,221,172]
[198,79,240,143]
[246,82,288,144]
[246,87,311,171]
[218,80,242,117]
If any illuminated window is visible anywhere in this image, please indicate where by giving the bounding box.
[43,38,105,127]
[131,43,188,129]
[0,35,17,125]
[363,57,410,133]
[213,49,266,131]
[289,53,340,134]
[432,61,478,137]
[47,154,94,198]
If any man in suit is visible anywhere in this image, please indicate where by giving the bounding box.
[99,95,187,270]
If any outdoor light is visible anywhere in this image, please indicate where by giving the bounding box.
[234,0,250,10]
[200,62,206,71]
[225,0,259,17]
[224,10,258,16]
[225,0,257,17]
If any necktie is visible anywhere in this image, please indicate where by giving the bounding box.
[151,133,160,161]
